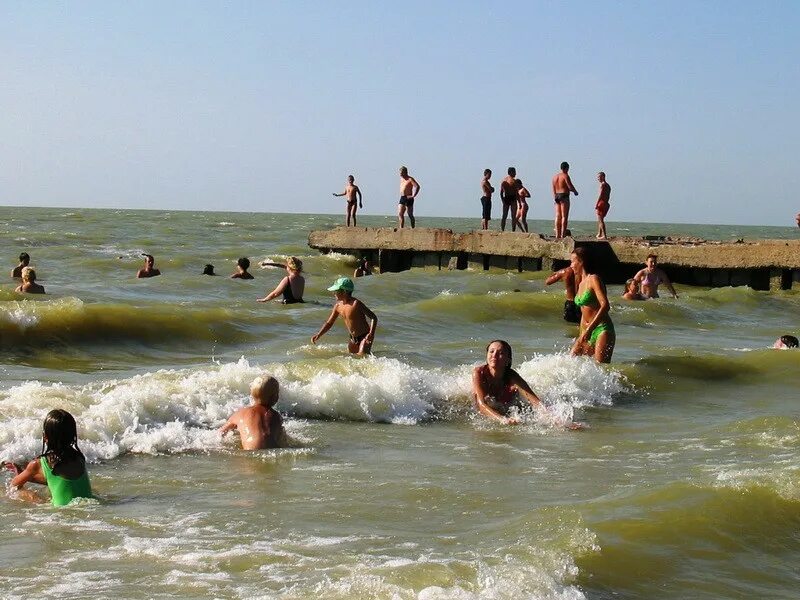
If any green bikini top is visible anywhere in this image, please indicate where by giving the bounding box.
[574,287,599,308]
[40,456,93,507]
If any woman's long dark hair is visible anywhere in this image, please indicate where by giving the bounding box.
[572,246,596,275]
[486,339,513,382]
[40,409,85,470]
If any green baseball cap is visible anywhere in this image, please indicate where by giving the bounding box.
[327,276,354,292]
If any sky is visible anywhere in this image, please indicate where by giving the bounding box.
[1,1,799,226]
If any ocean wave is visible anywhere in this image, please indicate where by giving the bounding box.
[0,355,627,463]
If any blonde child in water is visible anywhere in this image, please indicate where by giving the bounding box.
[3,409,93,506]
[219,375,286,449]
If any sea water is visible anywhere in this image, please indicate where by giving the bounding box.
[0,207,798,599]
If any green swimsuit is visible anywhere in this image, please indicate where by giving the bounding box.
[574,288,615,346]
[40,457,93,506]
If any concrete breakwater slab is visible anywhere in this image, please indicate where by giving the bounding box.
[308,227,800,290]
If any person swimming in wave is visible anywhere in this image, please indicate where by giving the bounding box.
[622,278,645,301]
[257,257,305,304]
[202,263,216,276]
[231,257,255,279]
[773,335,798,349]
[11,252,30,278]
[219,375,286,449]
[137,254,161,278]
[633,254,677,299]
[14,267,45,294]
[570,247,615,363]
[311,277,377,355]
[3,409,94,505]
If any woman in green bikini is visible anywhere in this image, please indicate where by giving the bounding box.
[570,247,615,363]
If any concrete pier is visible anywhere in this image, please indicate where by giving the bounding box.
[308,227,800,291]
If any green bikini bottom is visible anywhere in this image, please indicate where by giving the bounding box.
[584,321,615,346]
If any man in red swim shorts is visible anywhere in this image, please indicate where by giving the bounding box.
[595,172,611,239]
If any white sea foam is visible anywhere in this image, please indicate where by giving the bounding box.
[0,354,626,464]
[0,304,40,331]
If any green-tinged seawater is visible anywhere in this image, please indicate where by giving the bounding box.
[1,207,798,599]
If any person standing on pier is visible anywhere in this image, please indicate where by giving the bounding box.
[398,166,421,228]
[552,162,578,239]
[500,167,519,232]
[332,175,362,227]
[595,172,611,239]
[480,169,494,230]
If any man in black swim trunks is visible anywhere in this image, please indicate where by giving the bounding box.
[480,169,494,230]
[398,166,421,228]
[552,161,578,239]
[500,167,518,232]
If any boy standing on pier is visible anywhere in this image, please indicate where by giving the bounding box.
[552,162,578,239]
[595,172,611,239]
[500,167,518,232]
[332,175,363,227]
[312,277,377,355]
[480,169,494,230]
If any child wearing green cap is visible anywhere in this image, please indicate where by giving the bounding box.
[311,277,378,355]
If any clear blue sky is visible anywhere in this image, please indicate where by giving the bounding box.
[1,1,799,225]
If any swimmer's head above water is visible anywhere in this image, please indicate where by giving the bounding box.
[773,335,799,349]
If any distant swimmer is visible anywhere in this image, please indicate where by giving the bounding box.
[480,169,494,230]
[219,375,286,449]
[633,254,678,299]
[231,257,255,280]
[332,175,363,227]
[202,264,216,276]
[516,179,531,233]
[398,166,421,229]
[14,267,45,294]
[354,257,373,278]
[595,172,611,239]
[500,167,518,232]
[4,409,94,505]
[552,161,578,239]
[773,335,798,349]
[257,257,305,304]
[11,252,30,278]
[137,254,161,278]
[622,278,645,301]
[545,265,581,323]
[570,247,615,363]
[312,277,377,355]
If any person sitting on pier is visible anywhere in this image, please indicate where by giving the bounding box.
[570,247,615,363]
[231,257,255,279]
[633,254,678,299]
[257,257,305,304]
[14,267,45,294]
[12,252,30,278]
[137,254,161,278]
[545,265,581,323]
[622,278,645,301]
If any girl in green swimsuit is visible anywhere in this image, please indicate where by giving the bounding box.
[4,409,93,506]
[570,247,616,363]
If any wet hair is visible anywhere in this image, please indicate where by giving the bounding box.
[348,175,354,182]
[624,278,637,292]
[19,252,30,263]
[237,257,250,271]
[21,266,36,282]
[572,247,596,274]
[142,254,154,263]
[250,375,279,406]
[484,169,491,177]
[286,257,302,272]
[780,335,799,348]
[560,161,569,171]
[40,409,85,470]
[400,166,408,175]
[598,171,606,178]
[202,264,215,275]
[646,254,658,262]
[486,339,513,382]
[507,167,516,176]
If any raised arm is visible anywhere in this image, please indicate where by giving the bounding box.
[311,306,340,344]
[545,269,567,286]
[9,458,45,489]
[257,276,289,302]
[218,413,239,436]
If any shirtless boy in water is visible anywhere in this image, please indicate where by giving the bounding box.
[219,375,285,449]
[332,175,363,227]
[137,254,161,278]
[311,277,377,355]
